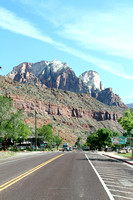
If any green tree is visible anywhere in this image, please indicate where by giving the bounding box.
[87,132,99,150]
[0,96,31,150]
[1,111,30,139]
[87,128,119,150]
[118,109,133,135]
[53,135,63,150]
[37,124,53,143]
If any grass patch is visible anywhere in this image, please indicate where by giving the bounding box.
[0,151,16,159]
[117,152,132,158]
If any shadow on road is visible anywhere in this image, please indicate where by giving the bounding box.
[76,157,119,163]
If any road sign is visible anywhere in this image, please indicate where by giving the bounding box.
[112,136,126,144]
[119,136,126,144]
[112,137,119,144]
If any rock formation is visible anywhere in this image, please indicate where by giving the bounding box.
[95,88,126,108]
[79,70,104,93]
[7,60,127,108]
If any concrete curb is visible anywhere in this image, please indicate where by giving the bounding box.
[103,154,133,166]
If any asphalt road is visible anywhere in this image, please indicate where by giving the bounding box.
[86,152,133,200]
[0,151,132,200]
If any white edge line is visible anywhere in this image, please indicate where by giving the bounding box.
[85,154,114,200]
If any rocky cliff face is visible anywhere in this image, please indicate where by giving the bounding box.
[9,62,42,86]
[7,60,127,108]
[79,70,104,93]
[95,88,126,108]
[0,75,125,143]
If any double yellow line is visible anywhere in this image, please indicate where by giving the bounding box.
[0,154,64,192]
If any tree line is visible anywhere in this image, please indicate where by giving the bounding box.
[84,109,133,150]
[0,96,132,151]
[0,96,62,150]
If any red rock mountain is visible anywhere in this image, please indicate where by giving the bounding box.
[7,60,127,109]
[0,75,126,144]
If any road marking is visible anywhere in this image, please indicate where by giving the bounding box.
[106,184,133,191]
[103,180,122,185]
[113,195,133,200]
[99,174,128,178]
[120,179,133,186]
[85,154,114,200]
[0,154,64,192]
[110,189,133,195]
[102,177,115,181]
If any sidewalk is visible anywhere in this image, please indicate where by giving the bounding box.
[97,151,133,166]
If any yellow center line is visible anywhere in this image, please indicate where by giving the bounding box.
[0,154,64,192]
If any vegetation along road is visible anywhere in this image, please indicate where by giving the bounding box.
[0,151,133,200]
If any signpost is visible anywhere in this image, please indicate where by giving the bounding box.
[112,136,127,145]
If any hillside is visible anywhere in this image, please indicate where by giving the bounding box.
[0,75,126,145]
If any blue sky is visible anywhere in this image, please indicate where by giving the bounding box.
[0,0,133,104]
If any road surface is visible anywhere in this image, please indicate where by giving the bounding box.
[0,151,133,200]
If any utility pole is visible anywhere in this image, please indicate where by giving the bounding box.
[35,110,37,151]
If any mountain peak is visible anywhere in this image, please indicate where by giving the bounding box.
[7,59,127,108]
[79,70,104,93]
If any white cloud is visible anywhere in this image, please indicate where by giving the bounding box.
[0,5,133,80]
[58,45,133,80]
[18,1,133,61]
[58,8,133,60]
[0,7,54,44]
[12,1,133,60]
[14,0,78,28]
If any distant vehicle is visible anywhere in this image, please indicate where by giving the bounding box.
[62,143,69,151]
[73,145,77,150]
